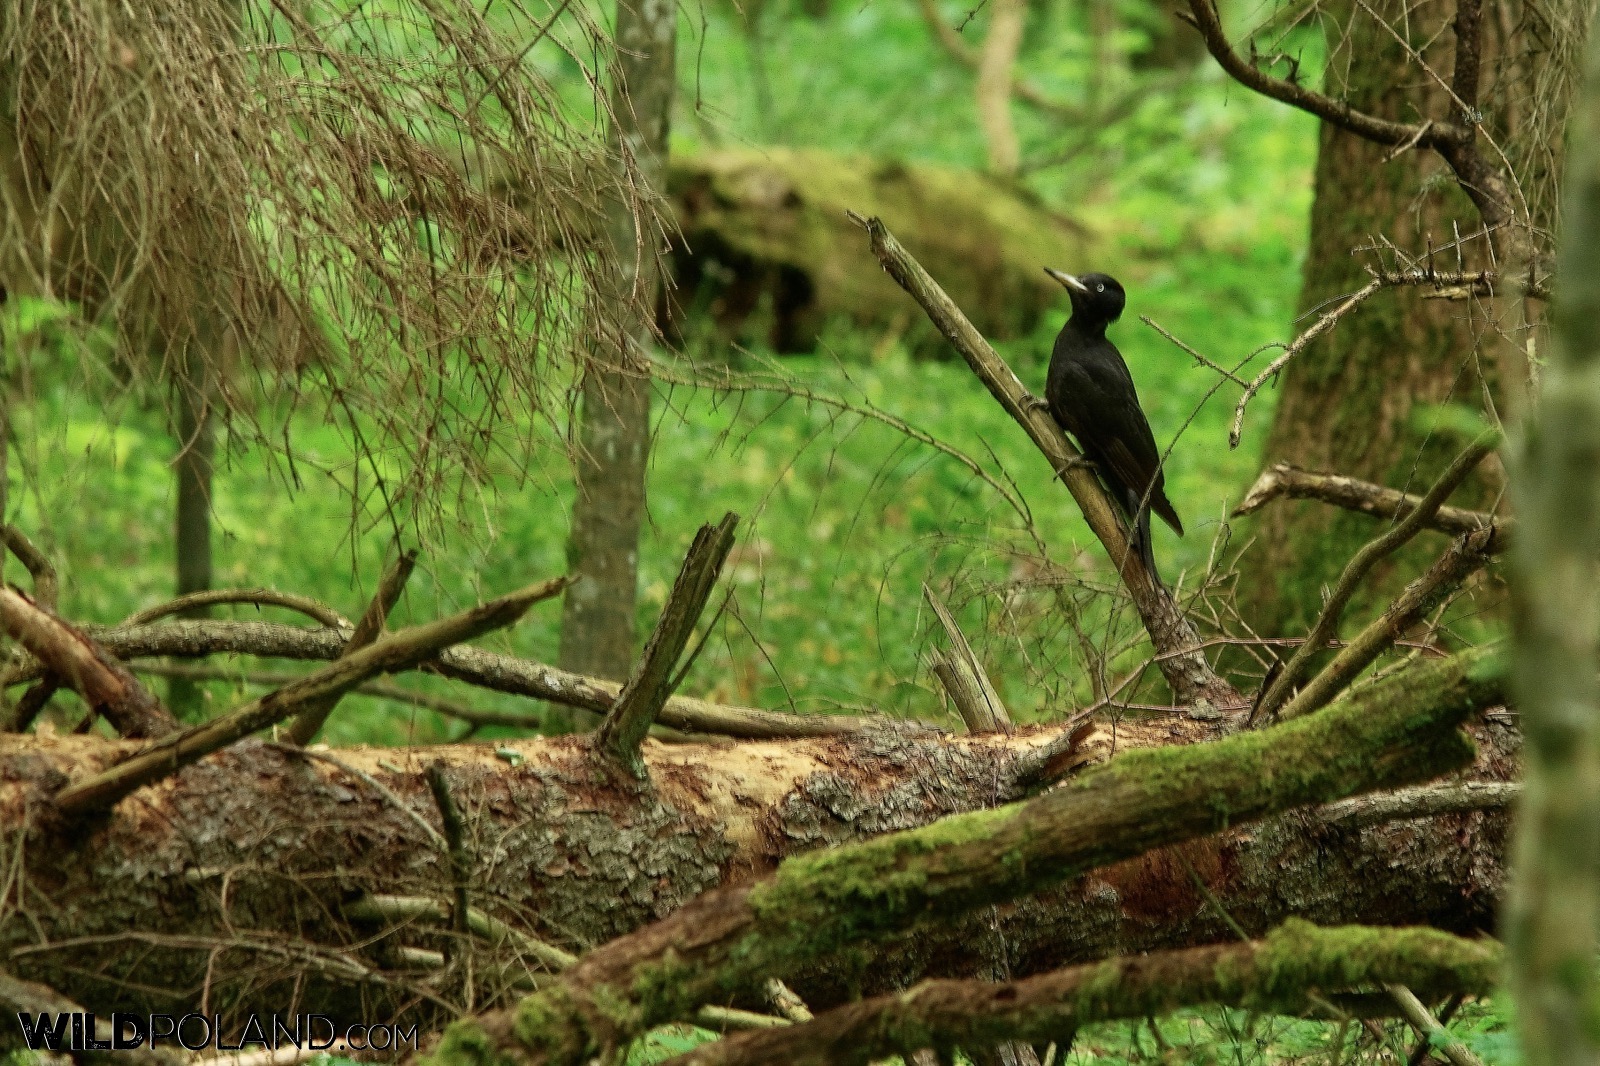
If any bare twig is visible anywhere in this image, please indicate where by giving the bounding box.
[0,588,176,738]
[287,548,418,744]
[1277,528,1499,721]
[1251,433,1498,725]
[925,584,1010,732]
[849,211,1242,712]
[1235,463,1508,549]
[1385,984,1487,1066]
[596,514,739,775]
[344,893,576,971]
[52,577,565,813]
[124,588,352,631]
[1,526,57,607]
[1230,279,1383,448]
[1408,994,1467,1066]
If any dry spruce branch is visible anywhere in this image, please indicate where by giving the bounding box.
[1235,463,1508,549]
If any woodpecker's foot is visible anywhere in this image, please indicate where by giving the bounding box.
[1023,394,1051,414]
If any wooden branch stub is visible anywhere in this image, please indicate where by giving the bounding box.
[0,588,176,738]
[851,212,1241,713]
[52,576,567,814]
[286,548,419,745]
[426,762,473,941]
[596,514,739,775]
[924,585,1010,733]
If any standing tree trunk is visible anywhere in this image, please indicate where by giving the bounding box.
[1236,0,1496,640]
[1236,0,1587,640]
[549,0,675,733]
[170,341,215,719]
[975,0,1024,177]
[1505,2,1600,1057]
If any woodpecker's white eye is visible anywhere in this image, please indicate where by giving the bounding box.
[1096,283,1105,292]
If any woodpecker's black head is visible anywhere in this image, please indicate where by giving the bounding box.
[1045,269,1126,328]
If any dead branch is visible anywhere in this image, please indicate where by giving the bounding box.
[7,619,884,739]
[134,662,537,731]
[1276,526,1499,721]
[0,588,176,738]
[124,589,353,630]
[287,549,418,745]
[426,765,473,945]
[52,577,566,814]
[662,922,1500,1066]
[439,649,1495,1064]
[925,584,1011,733]
[850,212,1243,712]
[1235,463,1508,548]
[1385,984,1487,1066]
[1183,0,1516,234]
[1,526,56,608]
[596,515,738,775]
[1230,279,1382,449]
[1252,434,1497,725]
[1319,780,1520,829]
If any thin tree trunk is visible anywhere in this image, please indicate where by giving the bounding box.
[169,344,215,719]
[975,0,1024,177]
[551,0,675,732]
[1504,2,1600,1057]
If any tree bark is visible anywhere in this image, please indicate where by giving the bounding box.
[975,0,1024,177]
[552,0,676,730]
[1237,0,1501,640]
[1236,0,1591,639]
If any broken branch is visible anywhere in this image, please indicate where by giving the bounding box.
[1,526,57,607]
[0,587,176,738]
[596,514,739,775]
[124,588,352,630]
[1252,433,1498,724]
[286,548,418,744]
[1234,463,1508,549]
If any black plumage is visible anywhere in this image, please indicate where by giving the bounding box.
[1043,268,1183,573]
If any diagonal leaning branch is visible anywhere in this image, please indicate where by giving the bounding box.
[850,212,1242,712]
[422,646,1499,1066]
[51,576,568,814]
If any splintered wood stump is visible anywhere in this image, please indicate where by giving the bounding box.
[0,713,1514,1035]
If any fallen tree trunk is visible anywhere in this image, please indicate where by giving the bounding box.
[0,662,1513,1043]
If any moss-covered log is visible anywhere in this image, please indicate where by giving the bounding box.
[664,148,1087,352]
[0,653,1512,1048]
[426,648,1501,1066]
[666,921,1503,1066]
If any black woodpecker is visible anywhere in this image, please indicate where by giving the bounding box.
[1043,268,1183,575]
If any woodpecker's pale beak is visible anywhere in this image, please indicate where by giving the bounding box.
[1045,268,1089,294]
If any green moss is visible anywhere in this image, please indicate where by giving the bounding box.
[511,986,587,1062]
[424,1019,525,1066]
